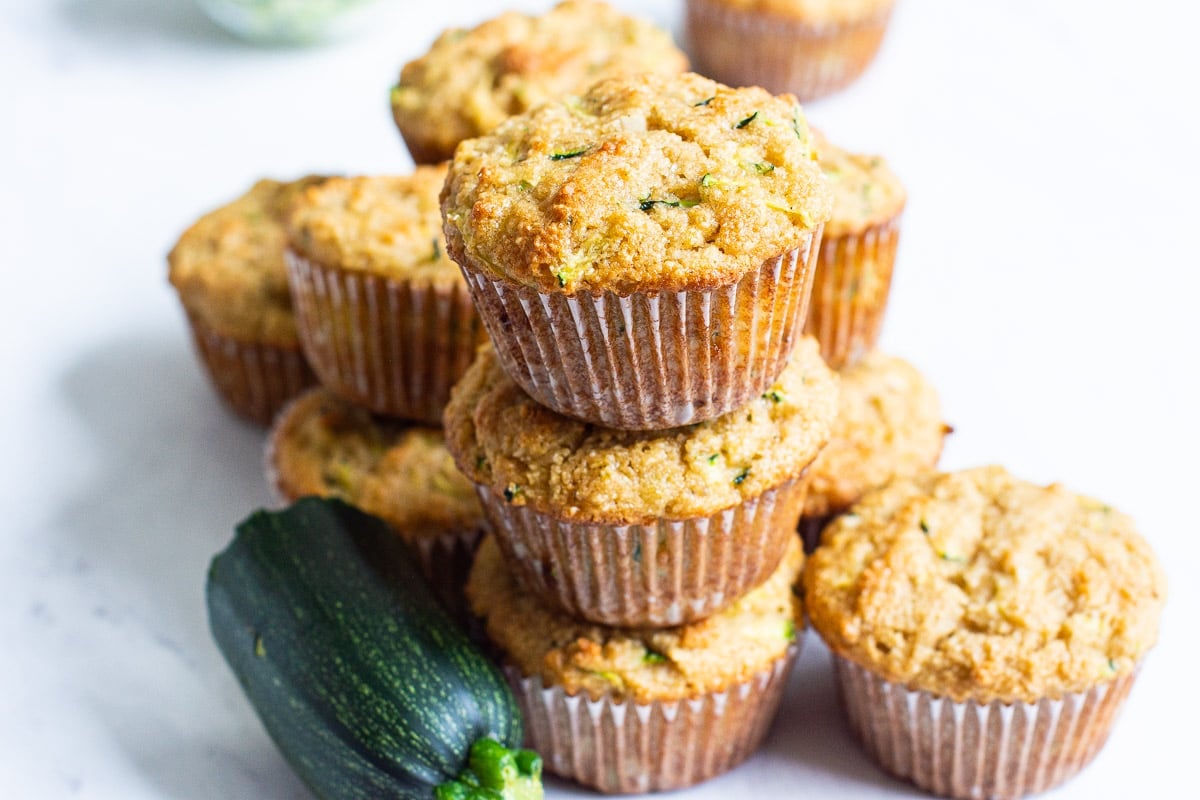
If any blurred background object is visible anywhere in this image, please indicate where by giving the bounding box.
[195,0,390,44]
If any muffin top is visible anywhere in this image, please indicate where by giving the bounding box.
[168,175,328,343]
[443,337,838,524]
[286,167,463,284]
[816,134,906,237]
[804,466,1167,703]
[804,353,947,518]
[442,72,832,294]
[391,0,688,162]
[268,388,483,541]
[468,533,803,702]
[707,0,895,25]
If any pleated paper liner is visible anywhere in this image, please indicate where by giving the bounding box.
[804,217,902,369]
[475,473,809,628]
[833,655,1139,799]
[685,0,893,103]
[184,310,316,426]
[286,251,484,424]
[458,231,821,431]
[509,643,800,793]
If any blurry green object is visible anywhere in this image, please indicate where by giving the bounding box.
[196,0,389,44]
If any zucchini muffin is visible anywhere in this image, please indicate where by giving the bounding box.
[267,387,485,616]
[442,71,832,429]
[285,168,486,424]
[443,336,837,626]
[467,533,804,793]
[805,135,906,368]
[799,352,947,550]
[168,176,327,424]
[390,0,688,164]
[686,0,896,102]
[804,466,1166,799]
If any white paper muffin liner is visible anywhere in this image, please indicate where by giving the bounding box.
[685,0,893,102]
[833,654,1139,799]
[458,231,821,430]
[508,643,800,793]
[476,474,809,627]
[184,310,316,426]
[805,217,902,369]
[286,251,483,424]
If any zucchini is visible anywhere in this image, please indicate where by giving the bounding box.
[206,497,542,800]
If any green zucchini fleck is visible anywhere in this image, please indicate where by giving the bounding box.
[549,147,589,161]
[639,196,700,211]
[430,238,441,262]
[732,467,750,486]
[643,648,669,665]
[762,389,785,403]
[752,161,775,174]
[736,111,759,129]
[503,484,523,502]
[919,519,931,534]
[694,96,714,107]
[700,172,717,188]
[706,453,720,465]
[784,619,796,641]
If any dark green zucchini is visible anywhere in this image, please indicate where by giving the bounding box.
[206,497,542,800]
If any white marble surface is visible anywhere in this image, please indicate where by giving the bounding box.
[2,0,1198,797]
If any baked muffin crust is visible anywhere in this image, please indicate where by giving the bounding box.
[443,337,838,523]
[804,353,946,517]
[804,466,1167,703]
[270,388,482,539]
[391,0,688,163]
[815,134,906,237]
[468,533,803,703]
[169,176,327,343]
[287,168,461,284]
[442,71,832,294]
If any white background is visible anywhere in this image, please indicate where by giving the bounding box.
[2,0,1198,797]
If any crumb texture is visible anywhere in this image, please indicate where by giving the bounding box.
[270,388,483,540]
[815,133,906,236]
[392,0,688,161]
[467,534,803,702]
[169,176,328,343]
[804,352,945,517]
[443,337,838,522]
[804,466,1167,702]
[442,71,831,293]
[287,167,462,284]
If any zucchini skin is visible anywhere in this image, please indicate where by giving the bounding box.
[207,498,523,799]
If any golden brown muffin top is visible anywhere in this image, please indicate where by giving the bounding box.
[268,388,483,541]
[286,167,463,284]
[391,0,688,162]
[468,534,803,702]
[168,175,328,344]
[705,0,895,25]
[442,72,832,294]
[815,134,906,237]
[443,337,838,524]
[804,353,947,518]
[804,466,1167,703]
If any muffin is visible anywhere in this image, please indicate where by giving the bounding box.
[285,168,486,424]
[799,352,947,550]
[390,0,688,164]
[804,466,1167,799]
[443,337,837,627]
[168,176,327,424]
[801,135,906,368]
[685,0,896,102]
[467,533,804,793]
[442,71,832,430]
[267,387,486,615]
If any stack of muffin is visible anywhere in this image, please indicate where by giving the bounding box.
[436,68,844,792]
[169,2,1168,799]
